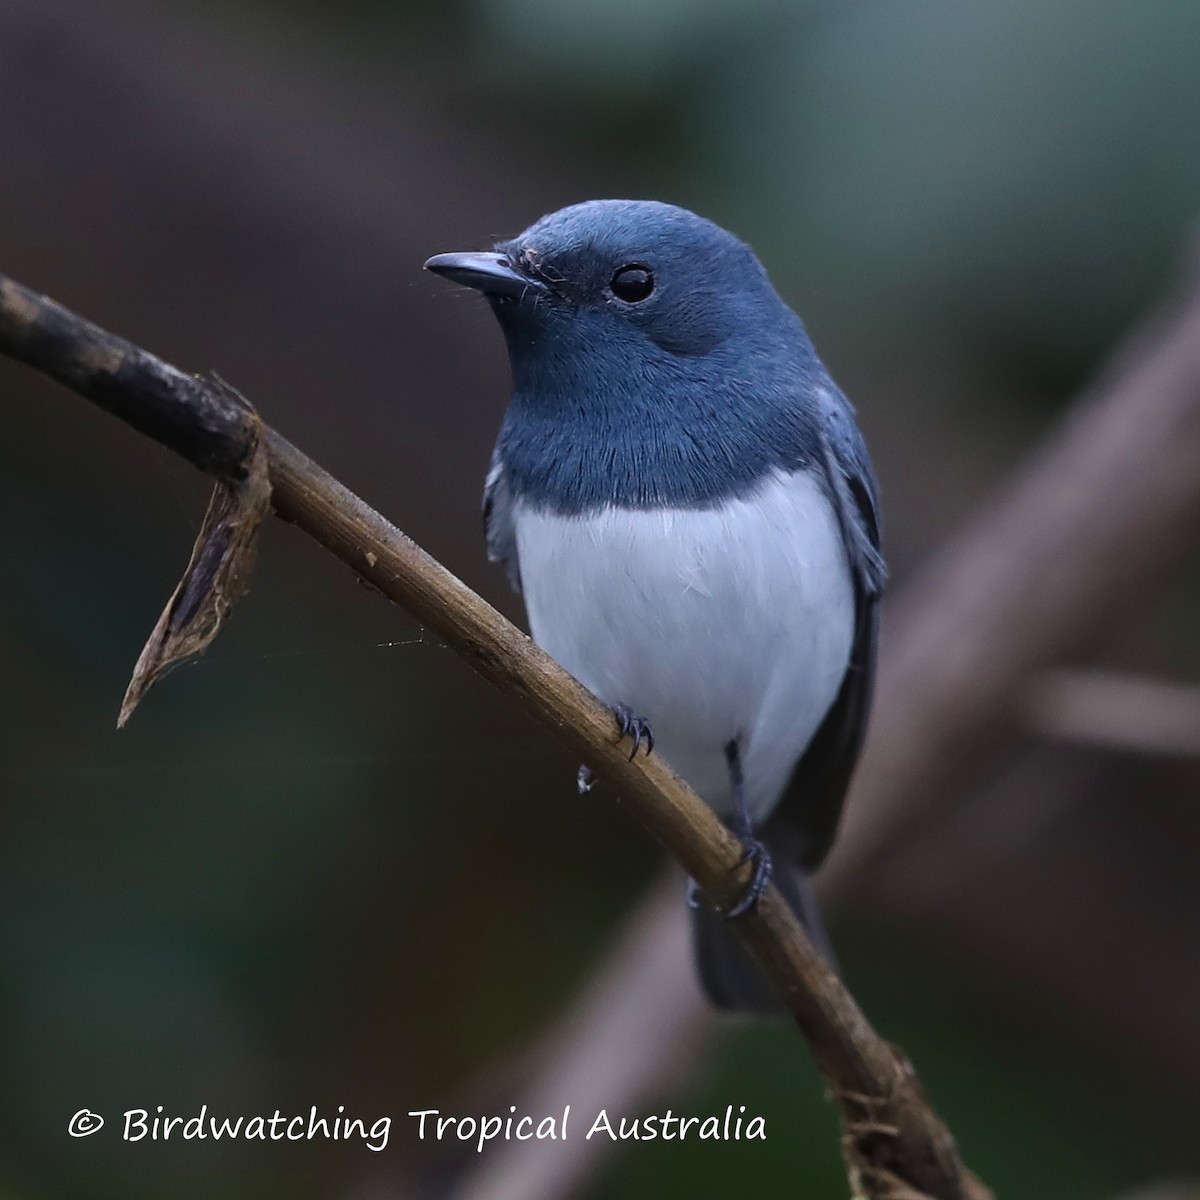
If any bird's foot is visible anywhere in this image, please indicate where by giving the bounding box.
[686,877,702,911]
[576,764,596,794]
[612,703,654,760]
[726,837,773,919]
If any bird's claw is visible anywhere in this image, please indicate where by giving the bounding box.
[686,878,702,911]
[612,703,654,760]
[576,764,595,794]
[726,838,773,919]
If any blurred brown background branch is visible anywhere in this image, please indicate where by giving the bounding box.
[828,244,1200,891]
[1023,669,1200,759]
[0,272,987,1200]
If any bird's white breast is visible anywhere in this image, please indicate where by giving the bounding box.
[513,468,855,822]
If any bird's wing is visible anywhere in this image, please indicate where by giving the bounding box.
[762,402,885,870]
[483,444,522,593]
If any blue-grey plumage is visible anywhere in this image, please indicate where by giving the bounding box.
[426,200,884,1014]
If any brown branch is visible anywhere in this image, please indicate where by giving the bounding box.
[0,272,985,1199]
[0,279,256,476]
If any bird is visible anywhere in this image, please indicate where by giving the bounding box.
[425,199,884,1013]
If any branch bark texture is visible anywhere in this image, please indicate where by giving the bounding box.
[0,271,985,1199]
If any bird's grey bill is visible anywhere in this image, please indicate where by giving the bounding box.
[424,251,544,300]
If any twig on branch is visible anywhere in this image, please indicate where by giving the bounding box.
[0,272,986,1200]
[119,378,272,727]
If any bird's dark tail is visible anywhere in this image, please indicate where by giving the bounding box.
[690,860,836,1015]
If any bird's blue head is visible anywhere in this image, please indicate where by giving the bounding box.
[426,200,836,510]
[426,199,800,371]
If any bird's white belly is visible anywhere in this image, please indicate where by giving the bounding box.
[513,468,855,822]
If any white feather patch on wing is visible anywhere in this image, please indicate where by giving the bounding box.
[513,468,855,822]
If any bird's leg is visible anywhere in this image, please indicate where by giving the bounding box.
[724,738,772,918]
[611,703,654,761]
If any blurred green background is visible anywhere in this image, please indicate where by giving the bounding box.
[2,1,1199,1197]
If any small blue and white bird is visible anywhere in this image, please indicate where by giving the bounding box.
[426,200,884,1012]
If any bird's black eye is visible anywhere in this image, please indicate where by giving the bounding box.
[609,265,655,303]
